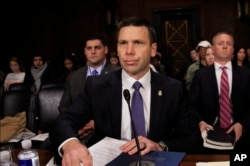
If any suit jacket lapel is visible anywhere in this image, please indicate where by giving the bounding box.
[207,65,219,99]
[106,70,122,138]
[148,71,165,138]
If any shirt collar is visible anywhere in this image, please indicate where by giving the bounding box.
[122,69,151,90]
[88,59,106,75]
[214,61,232,71]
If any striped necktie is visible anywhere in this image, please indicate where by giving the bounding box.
[219,66,232,129]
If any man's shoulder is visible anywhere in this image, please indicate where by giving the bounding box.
[67,66,87,81]
[152,71,182,87]
[103,63,121,72]
[187,61,200,71]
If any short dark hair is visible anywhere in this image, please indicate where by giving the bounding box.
[84,33,108,47]
[116,17,157,44]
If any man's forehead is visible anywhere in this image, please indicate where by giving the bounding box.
[34,56,42,60]
[118,27,150,41]
[86,39,102,45]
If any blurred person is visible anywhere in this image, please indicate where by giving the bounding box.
[186,40,211,90]
[204,47,214,66]
[50,16,198,166]
[3,56,25,91]
[232,47,249,67]
[190,49,199,62]
[109,52,120,66]
[150,52,166,75]
[23,52,61,92]
[61,53,79,83]
[246,47,250,62]
[178,49,199,85]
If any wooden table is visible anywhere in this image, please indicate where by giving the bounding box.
[12,149,229,166]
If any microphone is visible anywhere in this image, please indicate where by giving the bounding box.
[123,89,141,166]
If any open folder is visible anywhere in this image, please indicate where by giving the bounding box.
[88,137,185,166]
[106,151,186,166]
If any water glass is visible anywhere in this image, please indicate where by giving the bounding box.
[0,145,17,166]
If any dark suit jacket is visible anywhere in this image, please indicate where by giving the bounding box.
[50,69,199,153]
[59,62,120,112]
[188,64,250,130]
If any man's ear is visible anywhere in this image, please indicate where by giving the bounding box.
[151,43,157,57]
[105,46,109,55]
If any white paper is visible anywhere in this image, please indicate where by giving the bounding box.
[8,131,36,142]
[46,137,126,166]
[31,133,49,141]
[88,137,127,166]
[196,161,229,166]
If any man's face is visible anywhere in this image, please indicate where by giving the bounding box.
[212,34,234,62]
[190,50,198,61]
[117,26,157,80]
[84,39,107,67]
[33,56,44,69]
[198,47,207,60]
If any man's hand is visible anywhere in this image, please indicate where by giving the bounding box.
[119,136,162,156]
[77,120,95,139]
[62,139,92,166]
[226,122,243,142]
[199,121,214,133]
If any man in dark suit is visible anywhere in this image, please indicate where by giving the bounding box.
[50,17,198,165]
[59,34,120,139]
[59,33,120,113]
[188,31,250,153]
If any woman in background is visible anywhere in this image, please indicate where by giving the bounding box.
[232,47,249,67]
[61,53,79,83]
[204,47,214,66]
[4,57,25,91]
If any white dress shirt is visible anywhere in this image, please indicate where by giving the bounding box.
[121,69,151,140]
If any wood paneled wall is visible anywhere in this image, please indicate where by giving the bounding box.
[1,0,249,75]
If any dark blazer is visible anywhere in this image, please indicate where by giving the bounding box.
[188,64,250,130]
[188,65,250,153]
[59,62,120,112]
[50,69,199,153]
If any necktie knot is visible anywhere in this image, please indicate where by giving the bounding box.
[92,70,98,76]
[221,66,227,71]
[133,81,142,90]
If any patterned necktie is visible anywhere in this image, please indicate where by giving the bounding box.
[92,70,98,76]
[219,66,231,129]
[131,81,146,137]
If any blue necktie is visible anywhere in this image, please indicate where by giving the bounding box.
[131,81,146,137]
[92,70,98,76]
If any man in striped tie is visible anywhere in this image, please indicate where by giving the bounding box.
[188,31,250,153]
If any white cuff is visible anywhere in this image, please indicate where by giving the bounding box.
[58,137,78,157]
